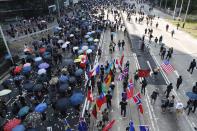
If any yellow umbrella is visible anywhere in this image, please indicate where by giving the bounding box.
[74,59,81,63]
[78,55,85,59]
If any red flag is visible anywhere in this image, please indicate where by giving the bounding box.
[115,59,119,68]
[91,104,98,119]
[96,93,106,110]
[104,70,113,87]
[139,104,144,114]
[102,120,116,131]
[133,92,144,114]
[138,69,150,77]
[126,79,134,99]
[120,54,124,67]
[87,90,93,102]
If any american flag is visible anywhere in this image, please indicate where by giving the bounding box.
[118,67,128,81]
[161,60,174,74]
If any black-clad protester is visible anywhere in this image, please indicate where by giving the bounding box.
[120,98,128,117]
[176,76,183,90]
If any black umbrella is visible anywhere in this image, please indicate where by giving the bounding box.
[62,59,74,66]
[69,76,76,84]
[55,98,70,111]
[75,69,84,77]
[59,83,69,93]
[33,84,43,92]
[23,81,34,91]
[36,74,48,83]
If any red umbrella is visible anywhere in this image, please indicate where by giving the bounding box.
[14,66,22,74]
[4,118,21,131]
[39,47,46,53]
[102,120,115,131]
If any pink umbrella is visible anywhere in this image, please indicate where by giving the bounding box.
[4,118,21,131]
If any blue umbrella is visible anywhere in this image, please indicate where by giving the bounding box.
[22,66,32,73]
[70,93,84,106]
[88,37,93,42]
[96,29,101,33]
[12,124,25,131]
[84,35,90,38]
[78,50,84,54]
[59,75,69,83]
[38,62,49,69]
[89,45,96,50]
[75,69,84,77]
[186,92,197,100]
[33,84,43,92]
[23,81,34,91]
[59,83,69,93]
[35,103,47,113]
[14,75,24,81]
[18,106,30,117]
[55,98,71,111]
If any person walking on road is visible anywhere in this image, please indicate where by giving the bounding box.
[184,99,193,115]
[106,91,112,109]
[161,48,166,60]
[193,100,197,113]
[102,108,109,124]
[176,76,182,90]
[159,35,163,44]
[120,98,128,117]
[165,83,173,98]
[187,59,196,74]
[121,40,125,50]
[165,49,172,60]
[150,89,159,104]
[192,82,197,94]
[154,37,158,47]
[171,30,175,37]
[166,24,169,32]
[118,40,121,51]
[141,78,147,95]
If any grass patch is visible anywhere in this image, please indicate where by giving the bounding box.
[167,19,197,38]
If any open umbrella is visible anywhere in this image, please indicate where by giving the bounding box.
[4,118,21,131]
[18,106,30,117]
[49,77,59,85]
[73,46,79,51]
[78,55,86,59]
[78,50,84,54]
[33,84,43,92]
[88,37,93,42]
[14,75,24,81]
[23,63,31,67]
[38,69,46,75]
[14,66,22,74]
[69,76,76,84]
[38,62,49,69]
[186,92,197,100]
[63,59,74,66]
[94,39,99,42]
[86,32,92,35]
[84,35,90,38]
[91,31,95,34]
[82,46,88,51]
[12,124,25,131]
[86,49,92,54]
[34,57,42,62]
[23,81,34,91]
[25,112,42,128]
[70,93,84,106]
[35,103,47,113]
[62,43,68,48]
[59,75,68,83]
[39,48,46,54]
[22,66,31,73]
[37,74,48,83]
[65,41,70,45]
[0,89,11,97]
[89,45,96,50]
[59,83,69,93]
[75,69,83,76]
[55,98,70,111]
[74,59,81,63]
[70,34,74,37]
[58,40,64,44]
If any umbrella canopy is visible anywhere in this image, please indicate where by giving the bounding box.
[35,103,47,113]
[86,49,92,54]
[70,93,84,106]
[55,98,70,111]
[78,55,86,59]
[78,50,84,54]
[176,102,184,109]
[94,39,99,42]
[74,59,81,63]
[24,48,33,53]
[38,62,49,69]
[39,48,46,54]
[0,89,12,97]
[69,76,76,84]
[37,74,48,83]
[12,124,25,131]
[88,37,93,42]
[38,69,46,75]
[70,34,74,37]
[33,84,43,92]
[34,57,42,62]
[73,46,79,51]
[89,45,96,50]
[59,75,69,83]
[18,106,30,117]
[23,81,34,91]
[58,40,64,44]
[23,63,31,67]
[186,92,197,100]
[82,46,88,51]
[65,41,70,45]
[84,35,90,38]
[59,83,69,93]
[63,59,74,66]
[62,43,68,48]
[49,77,59,85]
[91,31,95,34]
[14,75,24,81]
[4,118,21,131]
[14,66,22,74]
[86,32,92,35]
[75,69,83,76]
[22,66,32,73]
[25,112,42,128]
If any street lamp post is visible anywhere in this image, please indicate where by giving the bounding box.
[178,0,184,18]
[56,0,61,18]
[173,0,178,20]
[0,25,14,64]
[165,0,168,9]
[183,0,191,23]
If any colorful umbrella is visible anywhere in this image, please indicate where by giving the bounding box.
[4,118,21,131]
[23,63,31,67]
[14,66,22,74]
[86,49,92,54]
[35,103,47,113]
[24,48,32,53]
[78,55,85,59]
[12,124,25,131]
[84,35,90,38]
[38,69,46,75]
[22,66,31,73]
[94,39,99,42]
[38,62,49,69]
[0,89,12,97]
[70,93,84,106]
[18,106,30,117]
[82,46,88,51]
[39,47,46,54]
[34,57,42,62]
[88,37,94,42]
[74,59,81,63]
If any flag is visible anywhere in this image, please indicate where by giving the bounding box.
[64,119,72,131]
[133,92,144,114]
[139,125,149,131]
[91,103,98,119]
[118,73,124,81]
[101,83,107,93]
[118,67,128,81]
[138,69,150,77]
[115,59,119,68]
[161,60,174,74]
[104,70,112,87]
[129,121,135,131]
[105,63,113,74]
[102,120,116,131]
[78,118,88,131]
[127,79,134,99]
[96,93,106,110]
[120,54,124,67]
[87,89,93,102]
[84,71,89,87]
[89,63,100,78]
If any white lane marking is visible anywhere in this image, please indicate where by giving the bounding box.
[133,53,158,131]
[151,52,196,131]
[147,61,153,76]
[174,70,179,77]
